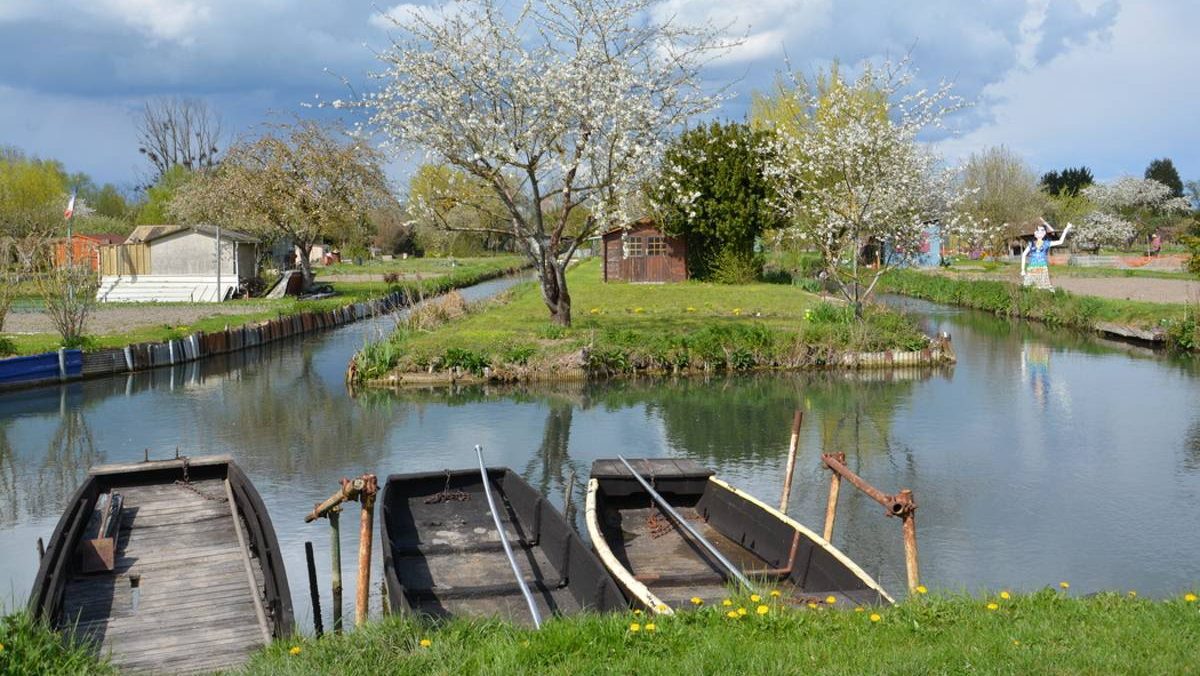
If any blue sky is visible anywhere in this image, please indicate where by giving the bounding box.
[0,0,1195,191]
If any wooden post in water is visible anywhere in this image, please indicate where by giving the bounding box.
[330,508,343,633]
[355,475,378,628]
[777,410,804,514]
[900,489,920,592]
[822,452,846,541]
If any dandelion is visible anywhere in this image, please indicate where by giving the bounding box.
[645,623,656,632]
[807,602,817,609]
[290,646,303,656]
[686,307,696,312]
[732,308,742,315]
[999,591,1011,600]
[419,639,432,648]
[750,594,761,603]
[825,596,837,605]
[629,623,641,632]
[633,609,642,615]
[854,607,865,613]
[1184,593,1197,603]
[987,603,999,611]
[590,307,601,315]
[726,611,739,619]
[635,307,645,313]
[1012,640,1021,646]
[737,607,747,616]
[756,605,769,615]
[656,604,669,612]
[690,597,703,606]
[915,585,927,595]
[869,613,881,622]
[804,309,812,320]
[770,590,781,598]
[722,599,733,607]
[1059,581,1070,590]
[1127,590,1137,598]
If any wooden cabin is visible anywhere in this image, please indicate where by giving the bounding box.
[601,218,687,283]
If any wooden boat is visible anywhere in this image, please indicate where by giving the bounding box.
[381,467,626,623]
[29,455,293,674]
[585,458,893,613]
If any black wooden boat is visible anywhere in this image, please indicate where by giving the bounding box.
[585,458,892,614]
[29,455,292,674]
[381,468,626,623]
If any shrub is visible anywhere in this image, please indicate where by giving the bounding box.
[502,344,537,366]
[441,347,489,375]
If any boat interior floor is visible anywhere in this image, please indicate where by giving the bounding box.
[603,505,879,609]
[59,479,269,675]
[389,488,579,624]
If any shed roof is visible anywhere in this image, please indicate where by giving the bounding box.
[601,216,657,237]
[126,224,260,245]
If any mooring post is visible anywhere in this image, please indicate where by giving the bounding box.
[823,452,846,541]
[778,409,804,514]
[330,508,343,633]
[36,537,45,560]
[355,474,379,627]
[900,489,920,592]
[305,541,324,638]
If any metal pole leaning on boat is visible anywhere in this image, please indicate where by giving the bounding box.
[476,445,543,629]
[617,456,754,591]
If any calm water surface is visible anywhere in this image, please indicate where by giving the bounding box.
[2,278,1198,630]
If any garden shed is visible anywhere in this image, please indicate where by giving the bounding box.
[600,218,687,283]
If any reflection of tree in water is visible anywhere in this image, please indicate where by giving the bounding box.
[190,348,397,477]
[521,398,593,523]
[0,409,104,527]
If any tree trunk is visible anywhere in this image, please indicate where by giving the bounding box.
[537,259,572,327]
[296,244,315,290]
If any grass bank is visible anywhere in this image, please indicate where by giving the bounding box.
[352,259,942,385]
[878,269,1199,351]
[0,256,526,357]
[0,611,115,675]
[250,589,1200,674]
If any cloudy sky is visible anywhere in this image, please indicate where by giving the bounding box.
[0,0,1195,191]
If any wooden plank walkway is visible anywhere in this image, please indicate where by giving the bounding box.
[59,479,271,674]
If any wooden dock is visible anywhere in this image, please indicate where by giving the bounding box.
[31,457,291,675]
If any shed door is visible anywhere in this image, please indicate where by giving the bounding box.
[605,239,623,281]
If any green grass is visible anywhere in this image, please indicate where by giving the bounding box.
[322,255,524,277]
[0,257,527,357]
[243,590,1200,675]
[0,611,114,675]
[944,259,1198,282]
[353,259,935,382]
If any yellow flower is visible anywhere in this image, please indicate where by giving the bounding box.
[737,607,747,616]
[756,605,769,615]
[726,611,739,619]
[1127,590,1137,598]
[769,590,781,598]
[750,594,761,603]
[656,604,669,613]
[629,623,641,632]
[869,613,881,622]
[825,596,837,605]
[690,597,703,606]
[686,307,696,312]
[1184,593,1197,603]
[732,308,742,315]
[1012,640,1021,646]
[419,639,432,648]
[1059,581,1070,589]
[806,602,817,609]
[289,646,302,656]
[645,623,656,632]
[635,307,644,313]
[987,603,999,611]
[589,307,601,314]
[915,585,928,595]
[804,309,812,320]
[633,609,642,615]
[722,599,733,607]
[854,607,865,613]
[999,591,1011,600]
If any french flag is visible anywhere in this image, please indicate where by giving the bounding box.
[64,190,76,219]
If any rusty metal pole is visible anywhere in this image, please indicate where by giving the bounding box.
[900,489,920,592]
[355,475,378,627]
[777,410,804,514]
[822,452,845,541]
[330,508,343,633]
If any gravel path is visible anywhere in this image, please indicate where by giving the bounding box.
[5,303,275,335]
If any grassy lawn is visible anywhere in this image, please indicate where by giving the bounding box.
[353,259,936,383]
[0,257,526,357]
[943,259,1197,282]
[322,255,524,277]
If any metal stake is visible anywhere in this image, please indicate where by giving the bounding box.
[305,541,324,637]
[617,456,753,590]
[476,445,543,629]
[778,410,804,514]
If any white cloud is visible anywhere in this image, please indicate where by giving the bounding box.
[96,0,213,44]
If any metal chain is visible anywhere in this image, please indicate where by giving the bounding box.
[173,456,228,503]
[425,469,470,504]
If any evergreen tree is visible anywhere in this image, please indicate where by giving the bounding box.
[1144,158,1183,198]
[1040,166,1094,196]
[649,121,785,281]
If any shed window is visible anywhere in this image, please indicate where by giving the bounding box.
[646,236,667,256]
[626,236,644,257]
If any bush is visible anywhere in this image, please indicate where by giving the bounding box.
[441,347,489,375]
[708,250,763,285]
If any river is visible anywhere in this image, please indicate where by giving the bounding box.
[2,277,1197,630]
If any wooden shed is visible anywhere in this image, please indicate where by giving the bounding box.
[601,218,687,283]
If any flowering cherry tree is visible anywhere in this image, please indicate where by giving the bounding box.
[762,61,968,316]
[1074,177,1191,250]
[364,0,726,325]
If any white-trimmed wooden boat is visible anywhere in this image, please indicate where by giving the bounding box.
[585,458,893,614]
